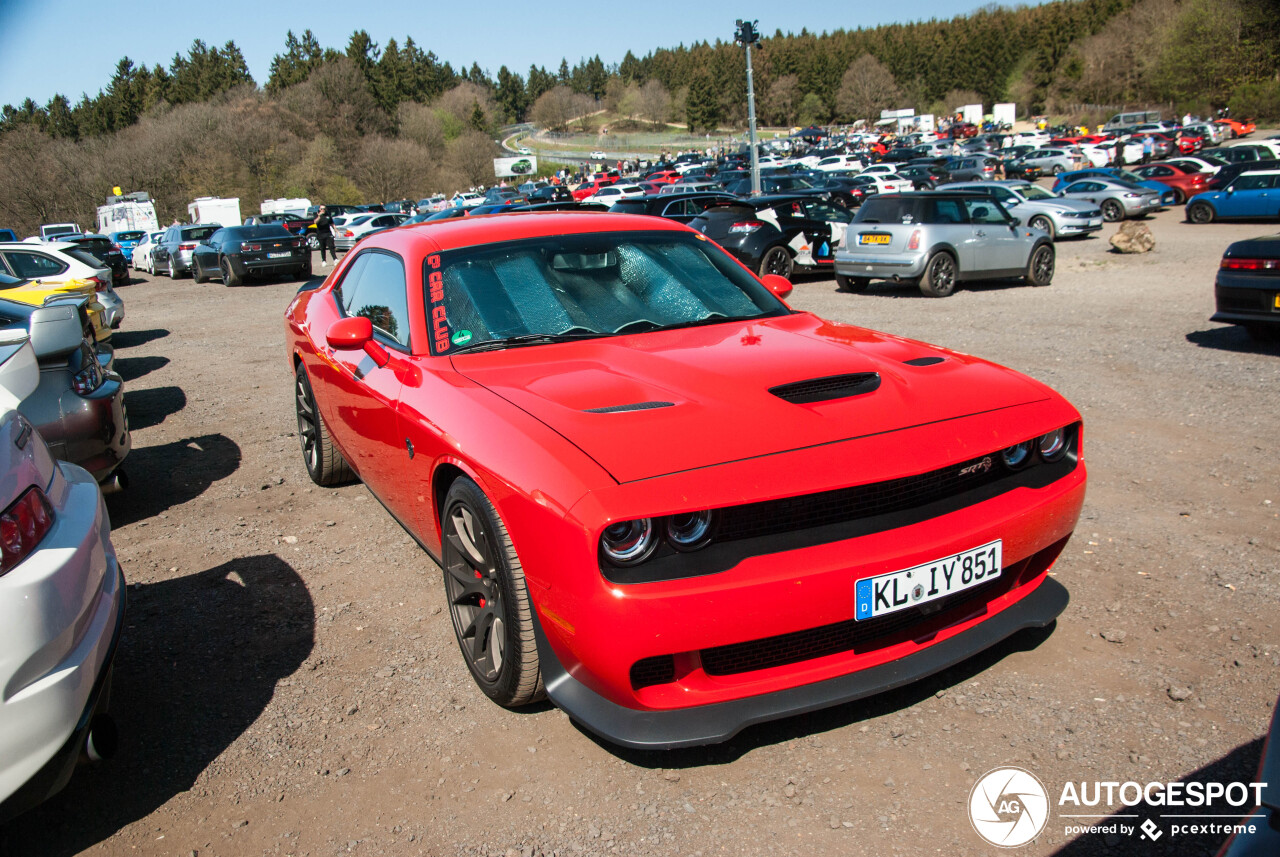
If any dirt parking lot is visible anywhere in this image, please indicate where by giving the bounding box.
[1,200,1277,857]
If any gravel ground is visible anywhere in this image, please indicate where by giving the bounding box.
[1,193,1277,857]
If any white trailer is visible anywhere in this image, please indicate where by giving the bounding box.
[261,198,311,217]
[97,191,159,235]
[188,197,241,227]
[960,103,983,126]
[993,103,1017,128]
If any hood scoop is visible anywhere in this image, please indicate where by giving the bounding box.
[583,401,675,414]
[768,372,881,405]
[903,356,946,366]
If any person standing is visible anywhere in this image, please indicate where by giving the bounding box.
[314,206,335,267]
[1141,135,1153,164]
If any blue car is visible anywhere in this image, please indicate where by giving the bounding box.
[1051,169,1176,205]
[0,228,16,242]
[106,230,147,259]
[1186,169,1280,223]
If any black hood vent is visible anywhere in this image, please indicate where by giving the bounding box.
[768,372,880,404]
[903,356,945,366]
[583,401,674,414]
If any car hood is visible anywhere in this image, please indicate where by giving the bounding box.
[452,313,1050,483]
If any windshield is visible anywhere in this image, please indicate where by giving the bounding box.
[182,226,218,241]
[1019,185,1057,200]
[115,231,145,241]
[426,231,788,355]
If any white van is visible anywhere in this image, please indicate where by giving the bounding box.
[1104,111,1161,130]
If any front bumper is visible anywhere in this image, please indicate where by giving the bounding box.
[1056,217,1104,235]
[538,576,1068,749]
[0,463,125,821]
[834,251,927,280]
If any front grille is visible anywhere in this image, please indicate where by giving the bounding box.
[715,450,1008,543]
[630,655,676,690]
[769,372,881,404]
[700,574,1010,677]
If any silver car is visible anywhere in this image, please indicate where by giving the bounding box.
[1056,177,1162,221]
[940,181,1104,239]
[333,213,410,252]
[1012,148,1081,176]
[833,192,1056,298]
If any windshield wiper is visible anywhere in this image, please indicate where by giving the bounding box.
[450,331,608,354]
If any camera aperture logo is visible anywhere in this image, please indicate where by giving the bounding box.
[969,767,1050,848]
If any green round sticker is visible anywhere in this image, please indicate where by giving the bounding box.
[451,330,472,346]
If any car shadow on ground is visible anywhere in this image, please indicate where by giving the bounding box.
[122,385,186,431]
[1186,326,1280,356]
[113,355,170,382]
[106,433,240,526]
[1048,736,1265,857]
[0,554,315,857]
[109,328,170,349]
[585,622,1058,767]
[838,278,1038,298]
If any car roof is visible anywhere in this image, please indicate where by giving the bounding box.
[376,212,686,254]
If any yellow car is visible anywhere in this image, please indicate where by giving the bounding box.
[0,276,111,342]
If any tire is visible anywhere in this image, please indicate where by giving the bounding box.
[441,476,543,708]
[168,257,183,279]
[918,251,958,298]
[221,257,242,287]
[294,364,355,487]
[1051,164,1064,175]
[298,262,313,280]
[1101,199,1124,222]
[1025,244,1055,286]
[758,245,793,280]
[1187,201,1214,224]
[192,257,210,283]
[1027,215,1055,239]
[1171,188,1185,205]
[835,273,870,293]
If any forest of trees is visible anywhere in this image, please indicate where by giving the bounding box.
[1,0,1277,235]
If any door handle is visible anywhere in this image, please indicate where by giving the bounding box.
[975,230,986,237]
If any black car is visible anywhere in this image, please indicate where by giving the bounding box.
[607,192,737,223]
[1211,234,1280,343]
[1207,159,1280,191]
[688,195,839,279]
[512,201,609,212]
[190,225,309,286]
[60,234,128,286]
[897,164,951,190]
[483,187,527,205]
[526,185,573,203]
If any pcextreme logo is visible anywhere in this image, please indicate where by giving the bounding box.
[968,766,1050,848]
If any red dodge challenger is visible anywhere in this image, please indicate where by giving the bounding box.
[285,213,1087,749]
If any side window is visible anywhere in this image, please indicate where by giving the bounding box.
[929,199,968,224]
[964,199,1007,224]
[1230,175,1267,191]
[3,251,68,278]
[341,251,410,348]
[661,200,689,217]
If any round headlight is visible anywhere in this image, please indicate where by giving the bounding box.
[1039,428,1067,461]
[600,518,657,566]
[666,510,715,551]
[1001,441,1034,469]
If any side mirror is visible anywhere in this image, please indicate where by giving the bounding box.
[326,316,388,367]
[762,273,793,299]
[1009,217,1022,227]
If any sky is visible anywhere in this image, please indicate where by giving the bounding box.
[0,0,1041,108]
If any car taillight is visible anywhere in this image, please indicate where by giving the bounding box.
[179,243,196,251]
[343,230,355,238]
[1221,258,1280,271]
[0,486,55,576]
[110,243,121,252]
[86,275,107,293]
[72,345,104,394]
[729,221,764,233]
[907,229,922,250]
[243,243,261,251]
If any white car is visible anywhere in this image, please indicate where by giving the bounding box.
[859,163,902,176]
[0,332,123,824]
[589,150,607,160]
[333,212,411,252]
[582,184,646,205]
[0,242,124,332]
[1165,157,1222,175]
[449,192,484,209]
[854,172,913,193]
[1092,139,1144,164]
[1011,131,1050,146]
[1076,145,1113,167]
[813,155,866,172]
[131,231,163,273]
[518,147,532,155]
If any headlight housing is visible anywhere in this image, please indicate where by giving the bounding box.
[600,519,658,566]
[666,510,715,551]
[1039,428,1067,461]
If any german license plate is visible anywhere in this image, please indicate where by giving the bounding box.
[855,540,1002,621]
[859,233,891,245]
[268,252,290,258]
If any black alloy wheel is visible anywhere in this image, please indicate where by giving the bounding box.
[221,257,242,287]
[1026,244,1056,286]
[759,245,794,279]
[441,477,543,707]
[192,257,210,283]
[918,251,958,298]
[1101,199,1125,222]
[1187,201,1214,224]
[294,364,354,486]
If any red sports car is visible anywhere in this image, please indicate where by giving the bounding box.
[1131,162,1212,204]
[284,213,1087,749]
